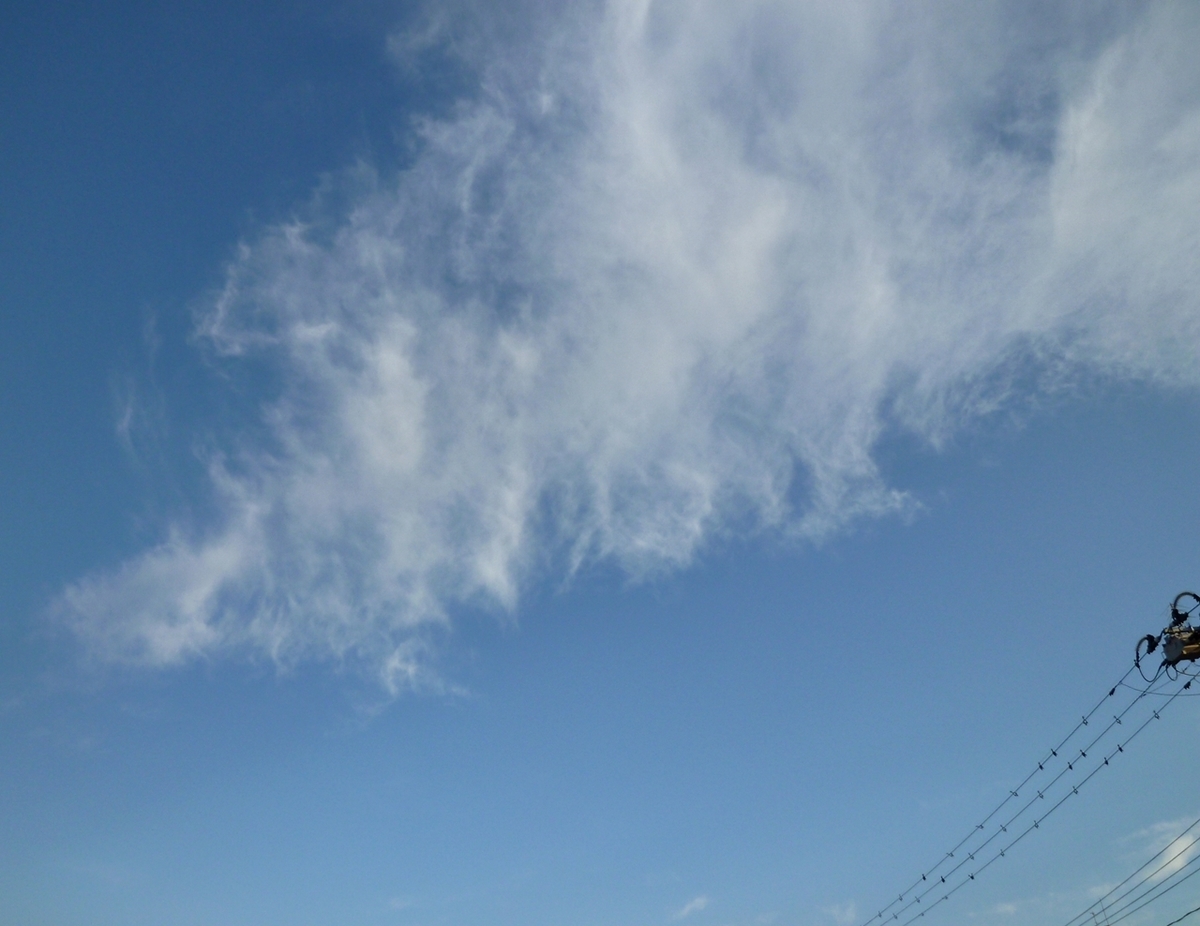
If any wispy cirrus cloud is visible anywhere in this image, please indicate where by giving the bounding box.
[673,895,710,920]
[58,1,1200,687]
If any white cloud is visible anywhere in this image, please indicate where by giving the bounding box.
[1128,816,1200,882]
[823,901,857,926]
[673,895,710,920]
[57,1,1200,684]
[1157,834,1199,880]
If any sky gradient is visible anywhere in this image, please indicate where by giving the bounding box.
[3,2,1200,925]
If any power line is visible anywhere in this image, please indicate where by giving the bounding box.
[1118,681,1200,697]
[889,674,1193,926]
[1162,902,1200,926]
[1059,812,1200,926]
[860,665,1141,926]
[863,592,1200,926]
[1101,854,1200,926]
[883,675,1176,924]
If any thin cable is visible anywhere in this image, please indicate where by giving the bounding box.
[1123,667,1200,696]
[1059,813,1200,926]
[1140,655,1167,685]
[885,677,1174,921]
[881,672,1177,923]
[1099,856,1200,925]
[1119,681,1200,697]
[892,675,1192,926]
[860,665,1140,926]
[1103,856,1200,926]
[896,677,1189,926]
[1067,829,1200,926]
[1162,902,1200,926]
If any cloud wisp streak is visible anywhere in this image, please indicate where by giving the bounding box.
[673,895,710,920]
[59,1,1200,687]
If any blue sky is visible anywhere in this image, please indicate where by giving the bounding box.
[3,2,1200,924]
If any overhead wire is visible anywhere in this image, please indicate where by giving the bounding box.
[1162,901,1200,926]
[863,595,1200,926]
[889,673,1194,926]
[1064,747,1200,926]
[882,673,1178,924]
[1118,680,1200,697]
[1058,812,1200,926]
[860,664,1141,926]
[1099,853,1200,926]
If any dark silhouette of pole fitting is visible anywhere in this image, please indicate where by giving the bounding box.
[1139,591,1200,673]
